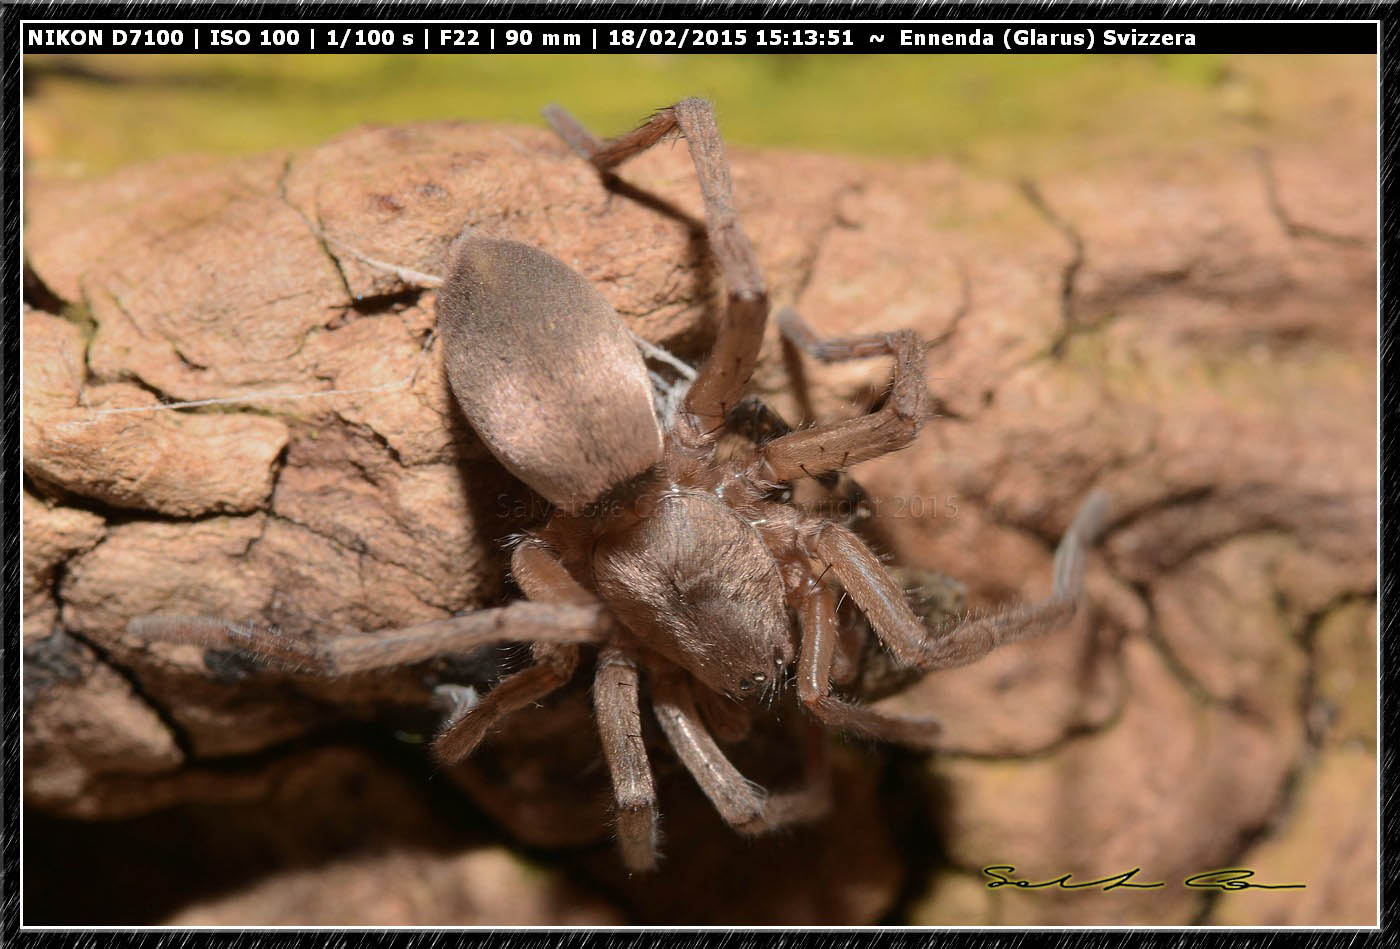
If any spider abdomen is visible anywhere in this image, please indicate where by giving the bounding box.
[437,233,663,513]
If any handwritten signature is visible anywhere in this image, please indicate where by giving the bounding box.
[982,866,1306,892]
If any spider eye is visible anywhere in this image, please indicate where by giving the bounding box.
[736,672,766,694]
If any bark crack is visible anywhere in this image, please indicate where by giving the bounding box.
[60,625,196,762]
[1018,177,1087,359]
[791,179,866,309]
[1193,588,1376,923]
[1254,148,1367,247]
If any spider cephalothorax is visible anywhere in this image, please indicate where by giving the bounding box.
[130,98,1106,872]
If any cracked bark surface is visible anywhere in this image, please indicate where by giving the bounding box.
[22,115,1374,925]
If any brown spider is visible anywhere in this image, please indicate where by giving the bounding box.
[128,98,1107,873]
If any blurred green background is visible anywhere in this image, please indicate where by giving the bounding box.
[22,53,1373,179]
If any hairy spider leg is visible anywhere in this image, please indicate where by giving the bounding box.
[593,645,660,872]
[544,98,769,437]
[443,537,666,874]
[792,575,944,749]
[809,490,1109,678]
[125,601,609,677]
[757,307,931,484]
[432,539,598,764]
[650,672,833,838]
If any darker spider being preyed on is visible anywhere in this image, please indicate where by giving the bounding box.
[128,98,1109,873]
